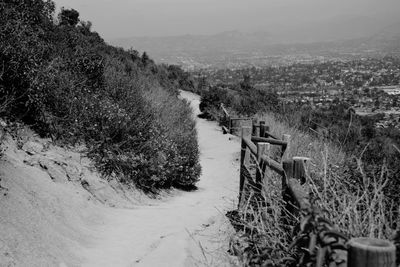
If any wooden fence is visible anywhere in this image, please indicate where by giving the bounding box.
[220,103,252,135]
[220,105,397,267]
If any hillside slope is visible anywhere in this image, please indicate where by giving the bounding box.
[79,91,239,266]
[0,124,153,266]
[1,1,200,193]
[0,91,239,266]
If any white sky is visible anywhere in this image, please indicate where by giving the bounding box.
[54,0,400,39]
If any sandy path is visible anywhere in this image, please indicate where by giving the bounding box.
[80,91,240,267]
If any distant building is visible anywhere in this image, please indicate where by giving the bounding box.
[373,85,400,95]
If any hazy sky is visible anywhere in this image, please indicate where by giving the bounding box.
[54,0,400,40]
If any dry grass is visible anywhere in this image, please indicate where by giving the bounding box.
[256,112,397,238]
[231,112,398,265]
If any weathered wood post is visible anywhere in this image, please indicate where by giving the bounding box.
[259,142,271,222]
[252,119,260,137]
[220,103,232,134]
[264,125,271,138]
[261,143,271,181]
[259,121,266,138]
[238,127,252,208]
[256,142,268,203]
[222,126,229,134]
[282,157,310,226]
[281,134,291,160]
[348,238,396,267]
[282,159,294,227]
[221,103,226,122]
[293,156,310,185]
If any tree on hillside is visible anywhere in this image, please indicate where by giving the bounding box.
[79,20,92,32]
[128,49,140,61]
[240,74,252,91]
[197,76,209,91]
[141,52,150,67]
[59,8,79,27]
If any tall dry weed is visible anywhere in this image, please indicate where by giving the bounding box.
[231,112,397,265]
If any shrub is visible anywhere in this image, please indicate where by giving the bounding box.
[199,86,234,121]
[232,88,279,116]
[198,84,279,119]
[144,87,201,188]
[0,0,201,192]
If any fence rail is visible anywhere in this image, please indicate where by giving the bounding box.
[219,103,396,267]
[220,103,252,135]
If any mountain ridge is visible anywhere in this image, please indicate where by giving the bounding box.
[109,16,400,68]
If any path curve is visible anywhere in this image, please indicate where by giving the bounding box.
[80,91,240,267]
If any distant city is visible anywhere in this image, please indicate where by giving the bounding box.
[194,57,400,129]
[111,24,400,129]
[111,19,400,70]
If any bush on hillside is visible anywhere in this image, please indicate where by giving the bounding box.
[144,87,201,188]
[233,88,279,115]
[199,84,279,119]
[0,0,200,191]
[199,86,232,120]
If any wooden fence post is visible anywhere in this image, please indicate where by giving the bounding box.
[264,125,271,138]
[252,119,260,137]
[348,238,396,267]
[282,157,311,228]
[282,160,294,183]
[260,143,271,180]
[282,159,295,226]
[256,142,268,190]
[220,103,233,134]
[293,157,310,184]
[259,121,266,137]
[282,134,291,160]
[239,127,252,208]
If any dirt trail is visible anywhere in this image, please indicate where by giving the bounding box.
[79,91,240,266]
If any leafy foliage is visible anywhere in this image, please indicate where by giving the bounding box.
[199,76,279,119]
[287,208,348,267]
[0,0,200,191]
[58,8,79,26]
